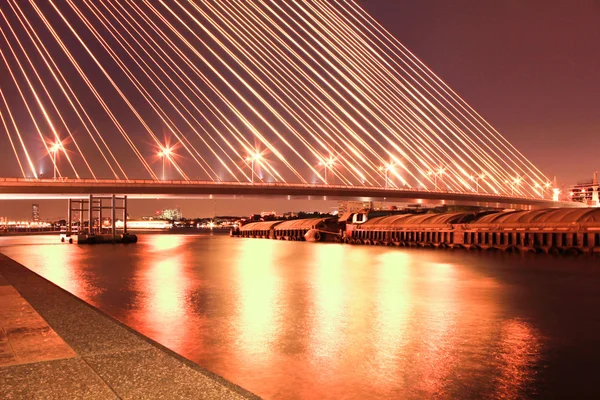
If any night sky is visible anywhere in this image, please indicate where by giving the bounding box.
[1,1,599,220]
[361,0,600,184]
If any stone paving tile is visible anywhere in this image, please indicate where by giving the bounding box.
[0,254,258,399]
[0,358,118,400]
[85,347,244,400]
[0,287,50,332]
[0,285,75,365]
[0,256,153,357]
[0,327,17,367]
[7,326,76,365]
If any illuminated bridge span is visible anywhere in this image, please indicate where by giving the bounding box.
[0,178,580,209]
[0,1,555,201]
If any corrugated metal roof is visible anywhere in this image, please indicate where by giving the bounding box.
[239,220,283,231]
[358,212,477,229]
[337,212,353,223]
[470,208,600,225]
[274,218,332,230]
[238,209,600,232]
[475,210,523,224]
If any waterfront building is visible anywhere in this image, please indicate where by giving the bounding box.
[160,208,183,220]
[338,200,385,214]
[32,204,40,222]
[569,172,600,207]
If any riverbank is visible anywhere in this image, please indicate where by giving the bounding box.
[0,253,258,399]
[0,231,59,236]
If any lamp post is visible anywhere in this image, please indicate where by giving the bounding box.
[553,187,561,202]
[428,171,436,190]
[378,162,395,188]
[476,173,486,193]
[245,152,262,183]
[427,167,444,191]
[535,182,551,198]
[319,156,336,184]
[506,176,521,196]
[158,146,172,181]
[49,142,61,180]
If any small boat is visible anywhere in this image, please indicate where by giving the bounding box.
[304,228,340,243]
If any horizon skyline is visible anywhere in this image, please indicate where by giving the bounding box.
[1,1,598,219]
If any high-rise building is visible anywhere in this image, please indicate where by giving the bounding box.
[160,208,183,220]
[32,204,40,222]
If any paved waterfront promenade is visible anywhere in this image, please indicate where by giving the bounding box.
[0,253,258,399]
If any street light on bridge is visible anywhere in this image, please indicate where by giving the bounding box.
[544,181,551,197]
[506,176,522,196]
[535,181,551,198]
[158,146,173,181]
[245,152,262,184]
[427,167,445,191]
[49,142,62,180]
[553,187,561,202]
[470,172,486,193]
[318,156,336,184]
[378,162,395,188]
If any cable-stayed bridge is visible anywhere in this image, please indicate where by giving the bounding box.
[0,1,574,207]
[0,178,578,210]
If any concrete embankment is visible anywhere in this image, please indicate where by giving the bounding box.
[0,253,259,400]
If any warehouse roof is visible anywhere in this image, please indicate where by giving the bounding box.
[472,208,600,225]
[357,212,480,229]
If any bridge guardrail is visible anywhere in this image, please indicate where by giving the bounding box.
[0,176,557,202]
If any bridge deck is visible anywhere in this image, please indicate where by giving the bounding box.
[0,178,582,208]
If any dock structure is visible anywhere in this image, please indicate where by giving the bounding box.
[233,218,338,241]
[234,208,600,255]
[346,212,470,248]
[344,208,600,255]
[61,195,137,244]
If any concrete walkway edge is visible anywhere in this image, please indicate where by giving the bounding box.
[0,253,260,400]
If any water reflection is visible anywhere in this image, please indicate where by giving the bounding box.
[233,239,282,365]
[136,235,190,349]
[309,244,348,362]
[372,252,412,394]
[32,243,83,298]
[494,319,542,399]
[0,235,561,399]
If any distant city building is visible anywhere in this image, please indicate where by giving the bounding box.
[569,172,600,207]
[338,201,385,214]
[32,204,40,222]
[160,208,183,220]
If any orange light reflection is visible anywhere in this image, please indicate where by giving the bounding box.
[136,235,190,350]
[233,239,282,367]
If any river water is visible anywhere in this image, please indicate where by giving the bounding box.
[1,234,599,399]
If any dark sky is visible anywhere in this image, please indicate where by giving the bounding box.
[1,1,599,220]
[360,0,600,184]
